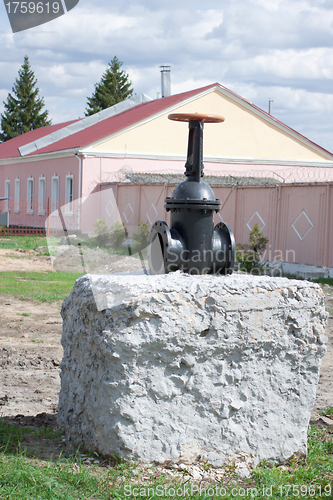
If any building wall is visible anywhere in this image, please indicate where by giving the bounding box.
[92,89,331,162]
[0,155,79,230]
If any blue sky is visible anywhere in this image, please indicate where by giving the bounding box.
[1,0,333,152]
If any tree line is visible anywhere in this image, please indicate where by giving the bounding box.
[0,55,134,142]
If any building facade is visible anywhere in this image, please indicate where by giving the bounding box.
[1,83,333,267]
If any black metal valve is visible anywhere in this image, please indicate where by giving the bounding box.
[148,112,235,275]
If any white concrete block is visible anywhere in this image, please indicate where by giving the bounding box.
[58,273,327,465]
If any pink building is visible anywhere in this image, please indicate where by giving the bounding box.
[1,83,333,268]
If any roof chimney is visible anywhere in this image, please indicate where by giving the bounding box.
[268,98,273,115]
[160,65,171,98]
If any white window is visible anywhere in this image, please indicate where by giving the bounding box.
[4,180,10,211]
[27,178,34,213]
[38,177,46,214]
[65,175,73,213]
[51,177,59,213]
[14,179,20,212]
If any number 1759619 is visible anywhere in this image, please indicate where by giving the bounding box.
[5,2,60,14]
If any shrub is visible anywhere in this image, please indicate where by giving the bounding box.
[109,221,127,249]
[93,219,109,247]
[132,222,149,252]
[236,224,269,274]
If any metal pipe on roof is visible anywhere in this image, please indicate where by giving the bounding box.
[160,65,171,98]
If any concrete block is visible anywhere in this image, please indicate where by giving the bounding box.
[58,273,327,465]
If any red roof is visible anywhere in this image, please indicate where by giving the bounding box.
[1,83,332,159]
[0,120,81,159]
[27,84,217,156]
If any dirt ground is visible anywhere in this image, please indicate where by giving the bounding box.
[0,248,332,424]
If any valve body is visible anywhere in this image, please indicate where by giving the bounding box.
[148,113,235,275]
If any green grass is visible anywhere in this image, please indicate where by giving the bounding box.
[321,408,333,419]
[0,455,102,500]
[251,424,333,499]
[76,235,131,255]
[0,233,137,257]
[0,271,82,302]
[0,414,332,500]
[0,234,50,253]
[0,419,121,500]
[314,278,333,287]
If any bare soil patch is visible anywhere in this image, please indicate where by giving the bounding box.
[0,247,145,420]
[0,296,62,417]
[316,284,333,413]
[0,248,53,272]
[0,246,144,274]
[53,245,145,273]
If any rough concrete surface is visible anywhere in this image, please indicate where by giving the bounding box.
[58,273,328,465]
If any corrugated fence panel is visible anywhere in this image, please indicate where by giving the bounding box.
[213,186,237,230]
[139,185,166,226]
[116,185,141,237]
[223,186,278,257]
[319,184,333,268]
[277,184,328,266]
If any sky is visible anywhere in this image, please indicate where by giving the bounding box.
[1,0,333,152]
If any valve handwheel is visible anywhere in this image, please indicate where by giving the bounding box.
[168,112,225,123]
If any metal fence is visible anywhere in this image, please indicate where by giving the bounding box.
[113,166,333,185]
[0,198,78,235]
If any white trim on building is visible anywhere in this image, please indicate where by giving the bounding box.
[4,179,10,212]
[14,178,20,213]
[38,176,46,215]
[51,176,59,214]
[65,174,74,214]
[27,177,34,214]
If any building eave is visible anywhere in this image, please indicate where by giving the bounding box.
[0,149,82,165]
[80,149,333,168]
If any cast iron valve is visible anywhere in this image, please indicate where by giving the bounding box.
[148,112,235,275]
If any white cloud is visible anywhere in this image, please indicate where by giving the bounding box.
[0,0,333,150]
[227,47,333,88]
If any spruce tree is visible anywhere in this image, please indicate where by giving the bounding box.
[0,56,51,142]
[85,56,133,116]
